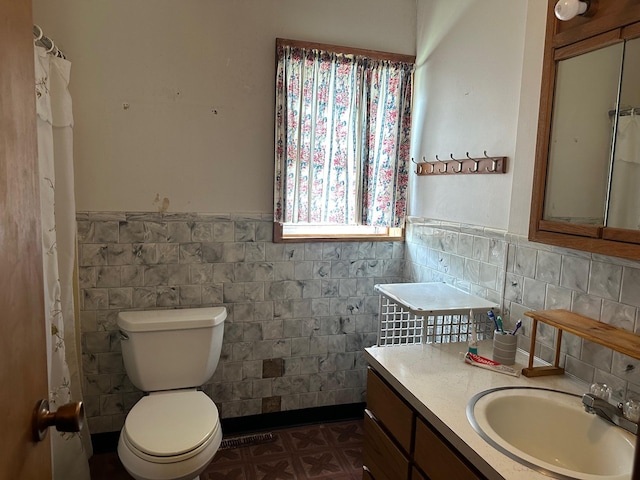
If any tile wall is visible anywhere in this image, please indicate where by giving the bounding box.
[77,211,640,433]
[405,217,640,403]
[77,212,404,434]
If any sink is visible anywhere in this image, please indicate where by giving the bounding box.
[467,387,635,480]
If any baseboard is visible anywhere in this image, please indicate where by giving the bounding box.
[221,402,366,436]
[90,402,366,454]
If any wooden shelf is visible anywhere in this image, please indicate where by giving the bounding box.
[522,309,640,377]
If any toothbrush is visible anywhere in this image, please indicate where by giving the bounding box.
[487,310,500,332]
[496,315,505,334]
[511,319,522,335]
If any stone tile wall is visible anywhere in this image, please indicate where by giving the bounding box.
[405,217,640,403]
[79,211,640,433]
[77,212,404,434]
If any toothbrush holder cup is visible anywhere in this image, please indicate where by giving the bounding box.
[493,331,517,365]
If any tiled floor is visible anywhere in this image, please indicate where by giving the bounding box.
[89,419,364,480]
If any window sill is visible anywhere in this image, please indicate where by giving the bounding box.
[273,223,404,243]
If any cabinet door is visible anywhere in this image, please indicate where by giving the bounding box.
[366,368,414,453]
[411,466,428,480]
[362,465,375,480]
[414,417,483,480]
[363,409,410,480]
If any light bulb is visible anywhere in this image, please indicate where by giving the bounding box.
[554,0,588,21]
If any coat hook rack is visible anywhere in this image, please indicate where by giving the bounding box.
[413,151,507,176]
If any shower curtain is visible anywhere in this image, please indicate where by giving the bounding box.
[34,46,91,480]
[608,114,640,230]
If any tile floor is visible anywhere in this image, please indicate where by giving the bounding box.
[89,419,364,480]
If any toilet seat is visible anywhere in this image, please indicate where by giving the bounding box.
[123,390,220,463]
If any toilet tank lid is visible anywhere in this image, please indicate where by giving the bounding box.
[118,307,227,332]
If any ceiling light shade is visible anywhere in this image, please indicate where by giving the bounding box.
[554,0,589,21]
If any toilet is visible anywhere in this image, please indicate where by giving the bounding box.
[116,307,227,480]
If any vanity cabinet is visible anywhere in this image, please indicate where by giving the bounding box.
[530,1,640,260]
[363,367,486,480]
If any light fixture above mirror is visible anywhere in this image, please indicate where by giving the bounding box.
[554,0,590,21]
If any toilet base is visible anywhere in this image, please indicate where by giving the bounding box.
[117,426,222,480]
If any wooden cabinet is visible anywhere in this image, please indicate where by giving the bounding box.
[365,366,413,452]
[363,409,410,480]
[529,0,640,260]
[414,417,480,480]
[363,367,486,480]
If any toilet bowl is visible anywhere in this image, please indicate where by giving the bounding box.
[117,390,222,480]
[116,307,226,480]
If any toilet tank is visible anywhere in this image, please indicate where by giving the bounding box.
[117,307,226,392]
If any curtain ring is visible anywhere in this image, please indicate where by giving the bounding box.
[46,40,56,54]
[34,25,43,41]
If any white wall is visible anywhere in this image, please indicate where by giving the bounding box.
[509,0,547,235]
[34,0,552,235]
[32,0,417,214]
[411,0,543,233]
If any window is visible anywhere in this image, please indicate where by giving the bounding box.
[273,39,415,242]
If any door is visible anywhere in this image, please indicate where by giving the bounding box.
[0,0,52,478]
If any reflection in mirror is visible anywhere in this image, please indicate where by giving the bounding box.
[608,37,640,231]
[543,43,624,225]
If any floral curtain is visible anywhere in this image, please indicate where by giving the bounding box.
[35,45,91,480]
[274,43,413,228]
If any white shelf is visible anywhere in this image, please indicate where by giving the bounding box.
[374,282,498,316]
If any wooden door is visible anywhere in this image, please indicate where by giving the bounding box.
[0,0,52,478]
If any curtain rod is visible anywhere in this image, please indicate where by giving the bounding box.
[33,25,66,59]
[608,107,640,117]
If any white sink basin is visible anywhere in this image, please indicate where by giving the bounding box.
[467,387,635,480]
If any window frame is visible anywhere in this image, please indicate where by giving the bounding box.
[273,38,415,243]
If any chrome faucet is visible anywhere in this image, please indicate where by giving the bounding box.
[582,393,639,435]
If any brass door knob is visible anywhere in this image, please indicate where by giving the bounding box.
[32,399,84,442]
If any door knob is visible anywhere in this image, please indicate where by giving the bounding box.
[32,399,84,442]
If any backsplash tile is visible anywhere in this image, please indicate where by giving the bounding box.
[79,211,640,433]
[406,217,640,403]
[78,212,403,433]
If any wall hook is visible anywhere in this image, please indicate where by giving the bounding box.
[484,151,498,172]
[411,157,420,174]
[453,160,463,173]
[435,155,447,173]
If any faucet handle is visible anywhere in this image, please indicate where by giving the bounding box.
[590,383,612,402]
[623,399,640,423]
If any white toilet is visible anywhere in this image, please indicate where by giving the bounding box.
[116,307,227,480]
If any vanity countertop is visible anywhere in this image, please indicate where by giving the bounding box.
[364,341,592,480]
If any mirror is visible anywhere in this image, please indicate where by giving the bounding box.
[530,4,640,260]
[607,37,640,231]
[543,42,624,226]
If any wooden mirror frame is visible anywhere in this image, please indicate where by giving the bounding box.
[529,0,640,260]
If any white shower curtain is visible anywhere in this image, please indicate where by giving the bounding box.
[34,46,91,480]
[608,114,640,230]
